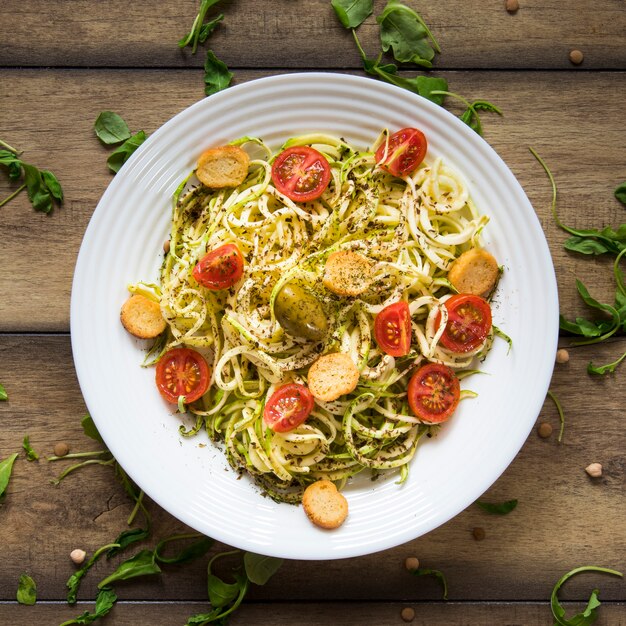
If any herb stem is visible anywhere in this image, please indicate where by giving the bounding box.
[0,184,26,208]
[0,138,20,154]
[614,248,626,296]
[127,489,145,526]
[547,390,565,443]
[50,458,116,485]
[47,450,111,462]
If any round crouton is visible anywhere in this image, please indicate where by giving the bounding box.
[308,352,359,402]
[322,250,373,297]
[447,248,499,297]
[120,294,166,339]
[196,145,250,189]
[302,479,348,529]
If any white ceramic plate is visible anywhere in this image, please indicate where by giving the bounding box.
[71,73,558,560]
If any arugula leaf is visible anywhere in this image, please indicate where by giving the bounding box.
[204,50,233,96]
[22,435,39,461]
[352,31,448,105]
[106,131,147,174]
[551,566,622,626]
[155,533,214,565]
[207,573,241,608]
[476,499,518,515]
[331,0,373,28]
[0,147,64,213]
[16,573,37,605]
[82,415,105,444]
[60,587,117,626]
[106,527,149,559]
[94,112,131,145]
[243,552,283,585]
[97,549,161,588]
[410,567,448,600]
[0,452,18,502]
[615,182,626,206]
[185,608,225,625]
[377,0,440,68]
[178,0,223,54]
[0,383,7,401]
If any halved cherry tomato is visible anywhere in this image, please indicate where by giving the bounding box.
[374,301,412,357]
[156,347,210,404]
[271,146,331,202]
[375,128,427,177]
[436,294,492,353]
[263,383,315,433]
[407,363,460,423]
[193,243,244,290]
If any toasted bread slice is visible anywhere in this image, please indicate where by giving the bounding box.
[196,145,250,189]
[302,479,348,529]
[120,294,166,339]
[322,250,373,297]
[308,352,359,402]
[448,248,499,297]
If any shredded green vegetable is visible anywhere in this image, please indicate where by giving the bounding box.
[131,132,500,503]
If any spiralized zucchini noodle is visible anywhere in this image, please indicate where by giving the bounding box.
[132,131,496,504]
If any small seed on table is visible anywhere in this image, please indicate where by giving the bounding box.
[585,462,602,478]
[472,527,486,541]
[555,348,570,364]
[404,556,420,571]
[70,549,86,565]
[54,442,70,457]
[505,0,519,13]
[401,607,415,622]
[569,49,584,65]
[537,422,553,438]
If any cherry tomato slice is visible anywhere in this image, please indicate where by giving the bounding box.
[437,294,492,353]
[271,146,331,202]
[156,348,210,404]
[374,301,412,357]
[407,363,460,423]
[375,128,428,177]
[193,243,244,290]
[263,383,315,433]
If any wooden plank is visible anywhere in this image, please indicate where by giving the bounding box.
[1,69,625,331]
[1,601,625,625]
[1,1,625,69]
[0,335,624,602]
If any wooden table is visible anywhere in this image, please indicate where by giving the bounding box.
[1,1,625,624]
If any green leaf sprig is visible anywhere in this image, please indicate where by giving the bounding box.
[333,2,501,134]
[531,148,626,373]
[377,0,441,68]
[186,550,283,625]
[0,383,7,401]
[551,565,623,626]
[0,452,19,504]
[332,0,373,28]
[93,112,147,174]
[204,50,233,95]
[178,0,224,54]
[16,573,37,605]
[22,435,39,461]
[409,567,448,600]
[476,499,518,515]
[547,390,566,443]
[0,141,63,213]
[60,587,117,626]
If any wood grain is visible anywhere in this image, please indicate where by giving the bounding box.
[0,601,625,625]
[0,336,624,603]
[1,69,625,331]
[1,0,625,69]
